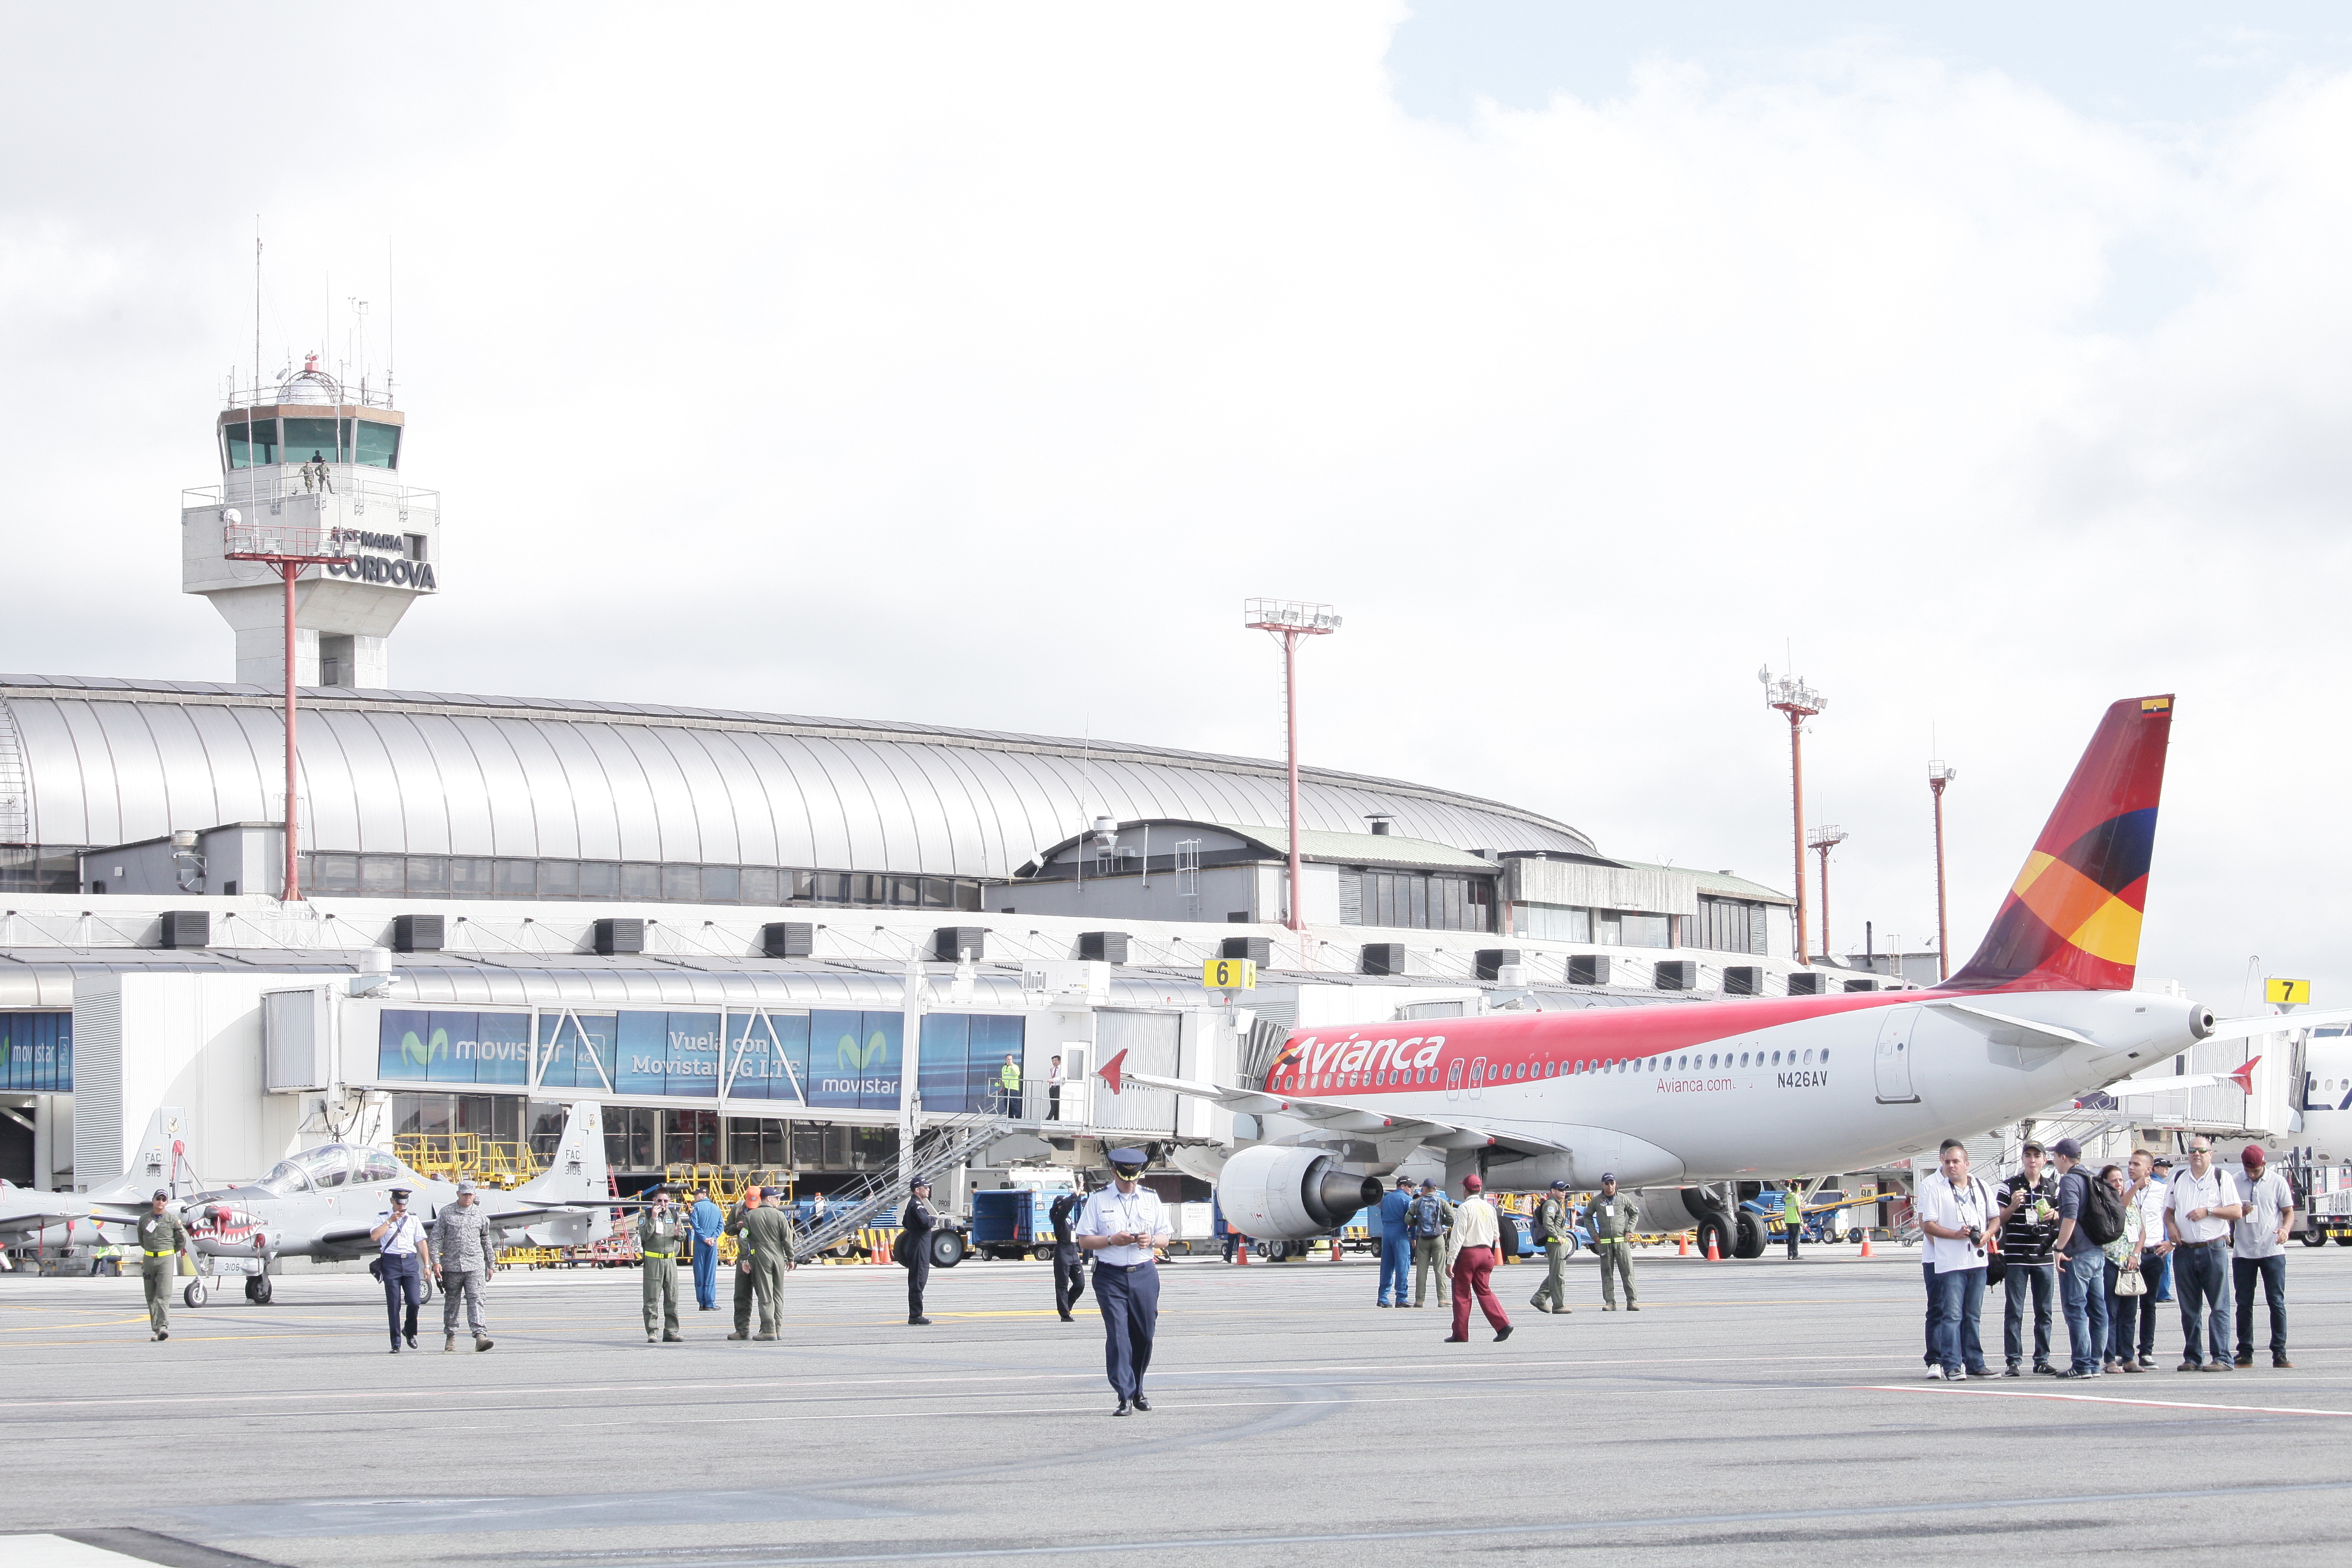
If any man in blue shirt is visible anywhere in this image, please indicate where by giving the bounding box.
[688,1186,726,1312]
[1377,1175,1414,1307]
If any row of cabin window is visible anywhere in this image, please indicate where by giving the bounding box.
[1278,1044,1832,1088]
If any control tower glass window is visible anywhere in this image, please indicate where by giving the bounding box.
[224,417,278,468]
[355,420,401,469]
[284,417,349,464]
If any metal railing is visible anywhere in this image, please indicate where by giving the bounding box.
[788,1091,1016,1259]
[187,474,439,514]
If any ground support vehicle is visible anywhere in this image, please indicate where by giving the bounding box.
[971,1190,1054,1261]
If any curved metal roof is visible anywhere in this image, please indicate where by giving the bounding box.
[0,675,1597,875]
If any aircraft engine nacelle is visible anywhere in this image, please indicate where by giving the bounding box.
[1215,1145,1382,1241]
[1633,1188,1724,1235]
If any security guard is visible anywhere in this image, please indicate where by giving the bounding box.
[1528,1179,1574,1315]
[725,1185,763,1340]
[134,1189,189,1341]
[737,1186,795,1340]
[900,1177,936,1325]
[638,1185,685,1344]
[1049,1182,1089,1321]
[370,1186,430,1351]
[1586,1172,1640,1311]
[1076,1148,1170,1415]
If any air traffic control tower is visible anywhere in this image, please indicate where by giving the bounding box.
[180,357,441,688]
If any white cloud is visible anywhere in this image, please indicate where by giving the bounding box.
[3,5,2348,1010]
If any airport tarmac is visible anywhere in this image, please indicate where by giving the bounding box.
[7,1245,2352,1567]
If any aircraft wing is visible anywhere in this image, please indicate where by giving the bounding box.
[1927,1001,2102,1050]
[1102,1053,1569,1156]
[316,1226,380,1248]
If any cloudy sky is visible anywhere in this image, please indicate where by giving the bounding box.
[4,3,2347,1012]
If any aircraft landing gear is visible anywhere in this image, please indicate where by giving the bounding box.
[1695,1212,1735,1260]
[244,1275,274,1305]
[183,1279,208,1309]
[1732,1211,1767,1259]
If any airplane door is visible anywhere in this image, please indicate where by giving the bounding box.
[1875,1007,1921,1105]
[1445,1057,1465,1102]
[1468,1057,1486,1100]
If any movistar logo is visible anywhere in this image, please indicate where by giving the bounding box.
[835,1030,891,1072]
[401,1026,448,1067]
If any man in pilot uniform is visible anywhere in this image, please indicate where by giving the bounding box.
[638,1185,685,1344]
[135,1189,189,1341]
[370,1186,429,1352]
[1076,1149,1171,1415]
[1586,1173,1641,1311]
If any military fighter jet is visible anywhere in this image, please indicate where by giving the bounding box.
[180,1099,615,1305]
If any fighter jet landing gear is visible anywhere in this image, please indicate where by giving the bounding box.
[243,1275,273,1305]
[183,1279,208,1309]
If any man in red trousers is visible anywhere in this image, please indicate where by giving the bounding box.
[1443,1174,1513,1343]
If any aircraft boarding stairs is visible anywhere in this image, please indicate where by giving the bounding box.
[788,1091,1015,1260]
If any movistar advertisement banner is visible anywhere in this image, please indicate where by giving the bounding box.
[0,1011,70,1092]
[376,1010,530,1085]
[372,1005,1007,1109]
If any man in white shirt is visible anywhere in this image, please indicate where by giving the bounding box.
[1916,1139,1994,1379]
[2121,1149,2169,1369]
[368,1186,430,1354]
[2165,1138,2244,1370]
[2231,1144,2295,1369]
[1442,1174,1514,1344]
[1075,1148,1171,1416]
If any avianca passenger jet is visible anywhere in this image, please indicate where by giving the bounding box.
[1100,696,2320,1256]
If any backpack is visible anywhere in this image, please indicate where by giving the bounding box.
[1530,1200,1556,1243]
[2074,1167,2125,1246]
[1409,1194,1447,1239]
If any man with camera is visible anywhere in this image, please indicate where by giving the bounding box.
[1917,1138,1995,1379]
[1995,1140,2060,1377]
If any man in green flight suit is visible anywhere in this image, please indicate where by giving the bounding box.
[734,1187,796,1341]
[725,1185,763,1340]
[638,1185,684,1344]
[1586,1173,1640,1311]
[134,1188,190,1341]
[1527,1180,1575,1315]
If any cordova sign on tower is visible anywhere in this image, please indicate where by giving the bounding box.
[181,355,442,689]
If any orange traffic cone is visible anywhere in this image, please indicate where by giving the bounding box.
[1705,1230,1721,1261]
[1677,1232,1690,1257]
[1859,1234,1874,1258]
[1234,1237,1250,1265]
[1330,1237,1343,1262]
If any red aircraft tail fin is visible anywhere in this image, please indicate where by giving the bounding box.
[1942,695,2174,993]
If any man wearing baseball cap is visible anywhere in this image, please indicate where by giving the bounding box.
[1528,1180,1574,1316]
[435,1178,496,1353]
[134,1188,190,1341]
[2232,1144,2295,1369]
[2045,1138,2110,1379]
[1376,1175,1415,1307]
[1442,1174,1512,1343]
[1587,1173,1640,1311]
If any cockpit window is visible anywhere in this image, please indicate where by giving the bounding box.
[256,1160,312,1196]
[290,1145,352,1188]
[355,1151,402,1184]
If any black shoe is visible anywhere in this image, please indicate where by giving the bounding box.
[2275,1355,2294,1369]
[1113,1399,1132,1416]
[2003,1365,2022,1378]
[1132,1394,1151,1411]
[1495,1325,1513,1343]
[909,1317,933,1326]
[156,1330,168,1342]
[1965,1368,1995,1379]
[2033,1363,2059,1376]
[2234,1351,2254,1367]
[405,1335,418,1350]
[1059,1312,1074,1322]
[2059,1368,2097,1379]
[1377,1301,1393,1308]
[1442,1334,1468,1343]
[389,1343,401,1354]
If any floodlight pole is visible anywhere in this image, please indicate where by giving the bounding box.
[223,511,348,902]
[1245,600,1340,939]
[1928,761,1957,981]
[1761,669,1827,964]
[1807,824,1848,958]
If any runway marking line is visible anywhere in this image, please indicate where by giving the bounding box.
[1859,1384,2352,1419]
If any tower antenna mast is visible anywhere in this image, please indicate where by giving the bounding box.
[1928,757,1958,980]
[1807,821,1849,959]
[1245,598,1342,947]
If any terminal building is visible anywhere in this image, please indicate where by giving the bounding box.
[0,360,1864,1215]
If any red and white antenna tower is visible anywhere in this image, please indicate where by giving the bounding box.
[1244,599,1341,937]
[1807,823,1849,958]
[1928,758,1958,980]
[1761,666,1826,963]
[222,510,353,901]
